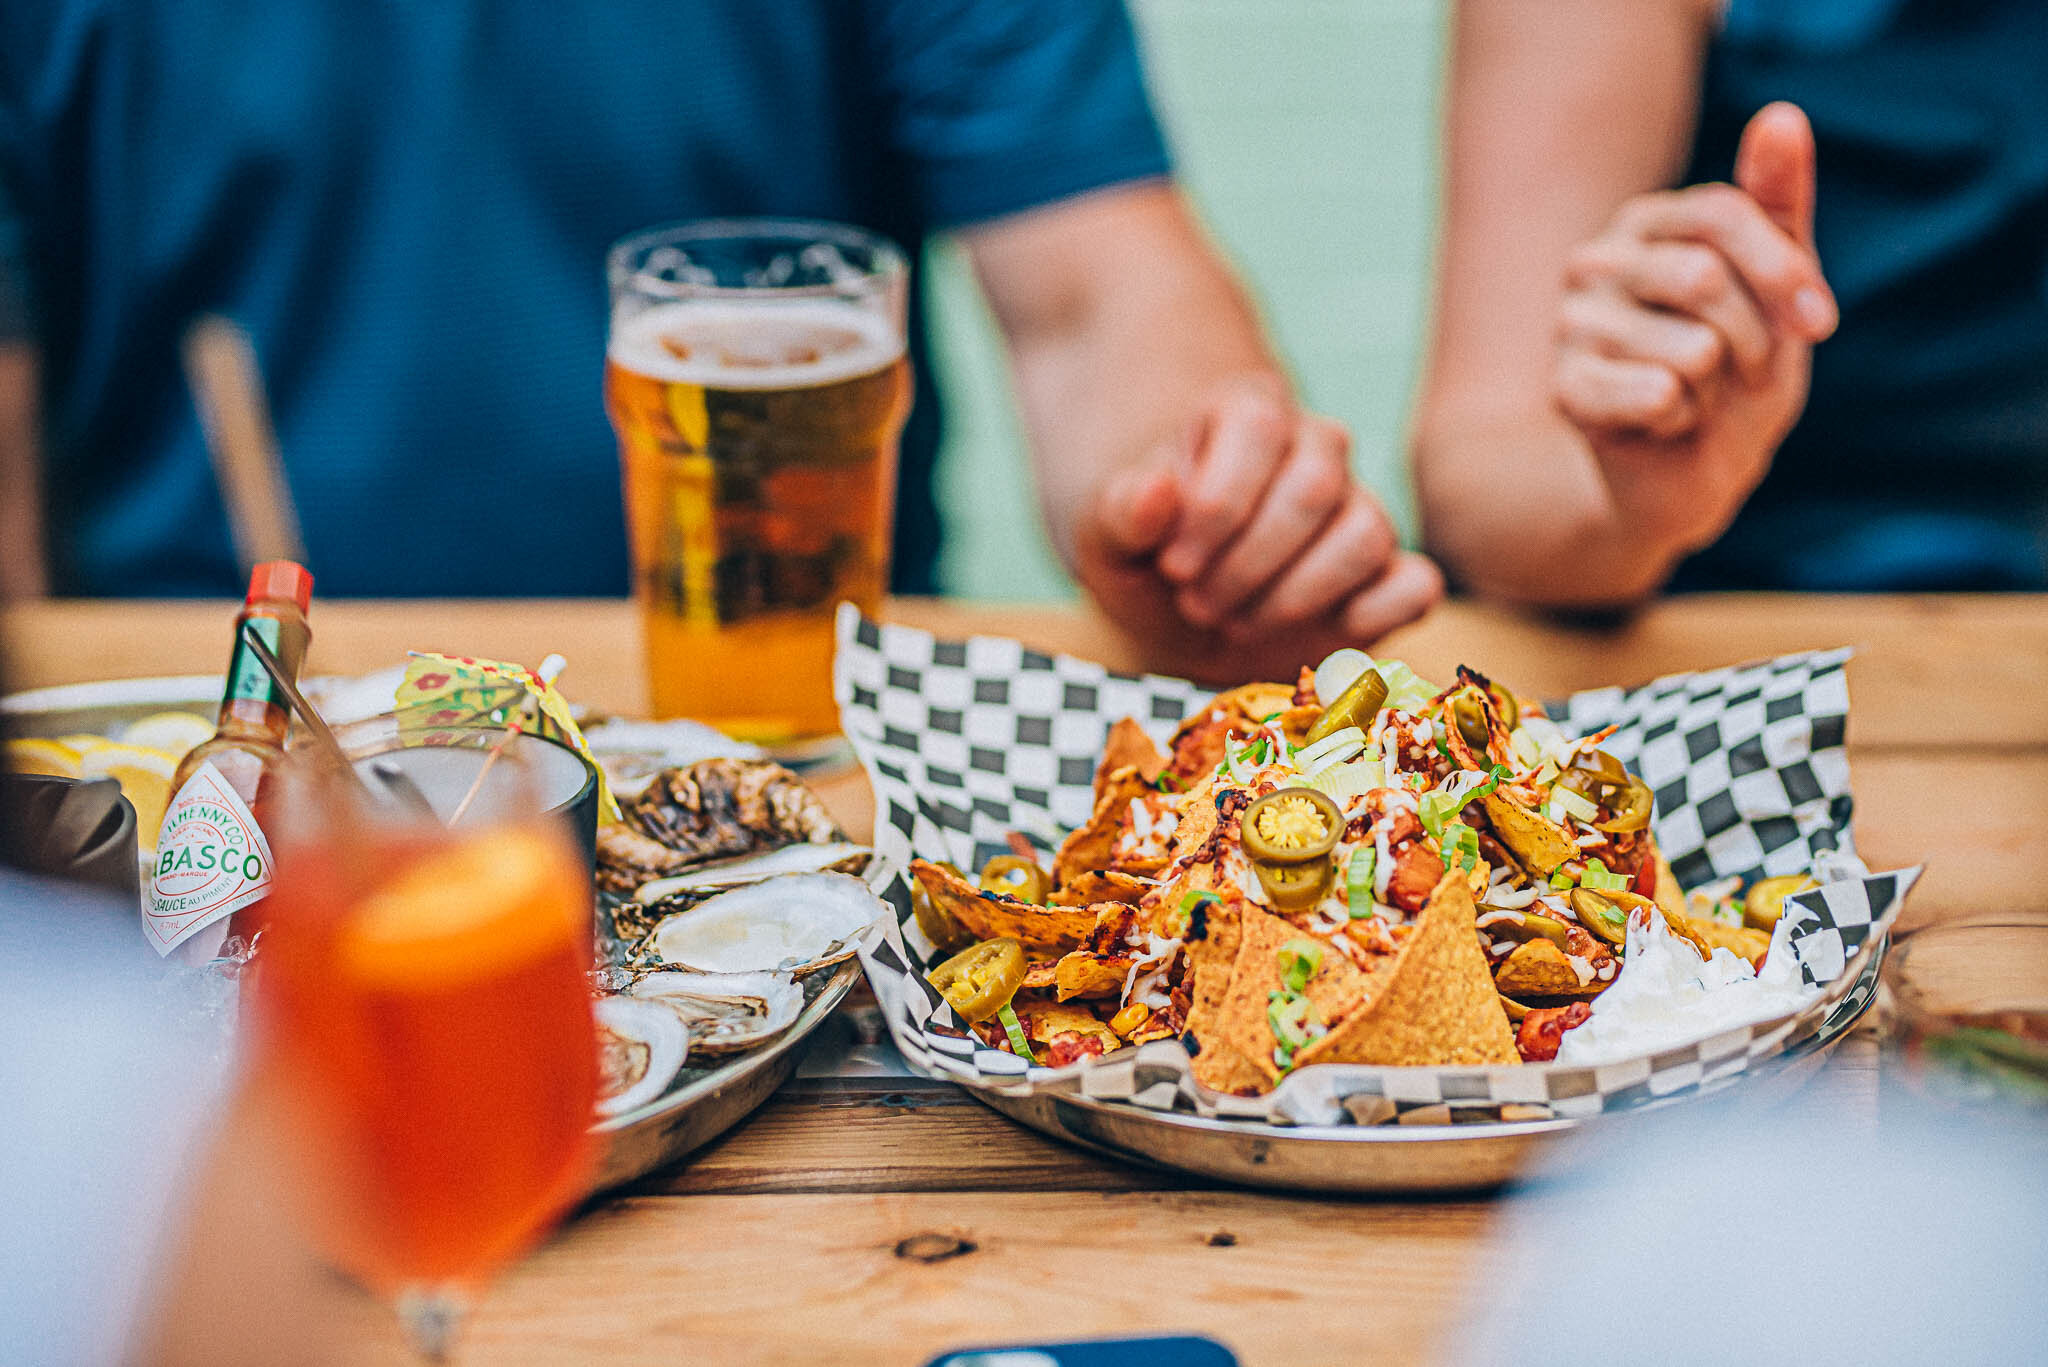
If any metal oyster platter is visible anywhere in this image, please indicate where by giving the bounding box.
[591,956,861,1190]
[4,676,877,1194]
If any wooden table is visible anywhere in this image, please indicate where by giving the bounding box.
[6,594,2038,1366]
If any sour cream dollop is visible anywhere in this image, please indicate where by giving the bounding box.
[1555,910,1819,1066]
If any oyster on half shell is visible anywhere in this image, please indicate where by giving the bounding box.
[627,840,871,915]
[594,995,692,1119]
[613,839,871,943]
[633,871,885,977]
[596,758,844,895]
[630,970,804,1054]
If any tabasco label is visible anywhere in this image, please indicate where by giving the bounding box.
[146,761,274,957]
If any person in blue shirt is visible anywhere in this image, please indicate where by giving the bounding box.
[0,1,1440,683]
[1414,0,2048,599]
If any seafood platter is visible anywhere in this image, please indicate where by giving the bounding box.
[834,607,1917,1192]
[4,671,891,1191]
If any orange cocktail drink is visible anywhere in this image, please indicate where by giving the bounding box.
[252,815,599,1304]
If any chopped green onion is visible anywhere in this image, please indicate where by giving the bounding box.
[1155,771,1180,793]
[1547,785,1599,824]
[1440,822,1480,873]
[1345,848,1377,916]
[1549,870,1576,892]
[1419,764,1512,838]
[1277,937,1324,992]
[1581,859,1630,892]
[997,1003,1037,1063]
[1266,989,1322,1069]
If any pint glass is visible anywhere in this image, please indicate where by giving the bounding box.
[605,220,910,745]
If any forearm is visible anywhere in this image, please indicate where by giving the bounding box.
[1412,408,1687,607]
[964,183,1284,569]
[0,345,47,599]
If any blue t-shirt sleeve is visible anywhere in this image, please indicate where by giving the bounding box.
[867,0,1172,230]
[0,72,30,340]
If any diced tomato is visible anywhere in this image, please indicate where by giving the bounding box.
[1632,856,1656,900]
[1042,1034,1108,1068]
[1515,1002,1593,1062]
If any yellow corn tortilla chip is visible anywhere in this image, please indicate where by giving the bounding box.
[1048,869,1154,907]
[1096,717,1165,794]
[1053,765,1153,885]
[1675,914,1771,968]
[1052,950,1132,1001]
[1213,907,1374,1085]
[909,858,1099,953]
[1209,681,1298,722]
[1479,792,1577,876]
[1014,998,1123,1053]
[1299,872,1520,1068]
[1493,937,1605,999]
[1649,837,1686,921]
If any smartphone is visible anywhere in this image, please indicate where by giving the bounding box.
[924,1336,1238,1367]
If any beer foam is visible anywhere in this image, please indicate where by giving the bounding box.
[609,298,904,389]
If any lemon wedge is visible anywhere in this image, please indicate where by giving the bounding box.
[4,737,84,780]
[79,744,180,852]
[123,711,216,758]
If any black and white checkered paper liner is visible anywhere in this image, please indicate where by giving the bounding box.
[835,606,1918,1126]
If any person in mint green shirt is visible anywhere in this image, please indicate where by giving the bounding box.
[0,1,1439,682]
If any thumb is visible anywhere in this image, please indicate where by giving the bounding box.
[1735,101,1817,249]
[1080,444,1180,564]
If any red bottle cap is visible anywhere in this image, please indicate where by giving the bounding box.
[247,560,314,614]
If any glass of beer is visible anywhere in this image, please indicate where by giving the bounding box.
[248,763,599,1357]
[605,219,911,749]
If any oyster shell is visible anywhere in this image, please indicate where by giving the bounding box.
[636,841,872,905]
[611,841,871,943]
[630,970,804,1054]
[594,995,692,1118]
[596,758,845,895]
[633,871,884,977]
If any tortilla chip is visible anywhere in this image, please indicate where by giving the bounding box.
[1493,937,1604,999]
[1053,765,1152,885]
[1478,792,1577,876]
[909,858,1098,953]
[1675,914,1771,969]
[1210,681,1298,721]
[1648,838,1687,921]
[1301,873,1520,1067]
[1177,872,1248,1086]
[1096,718,1165,794]
[1021,960,1059,991]
[1048,870,1155,907]
[1053,950,1132,1001]
[1275,703,1322,747]
[1213,907,1374,1084]
[1014,998,1123,1053]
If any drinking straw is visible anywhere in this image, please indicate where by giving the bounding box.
[182,315,307,574]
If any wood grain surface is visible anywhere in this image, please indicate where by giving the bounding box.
[2,595,2017,1366]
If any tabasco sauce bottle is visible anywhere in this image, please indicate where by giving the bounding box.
[146,560,314,961]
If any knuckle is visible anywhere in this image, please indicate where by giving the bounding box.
[1641,367,1686,418]
[1291,447,1349,510]
[1563,240,1614,287]
[1686,182,1746,228]
[1218,387,1289,439]
[1307,414,1353,460]
[1666,247,1727,309]
[1671,323,1725,379]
